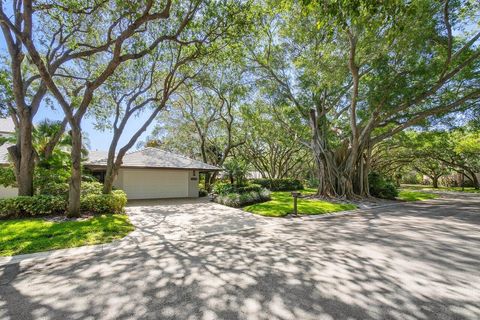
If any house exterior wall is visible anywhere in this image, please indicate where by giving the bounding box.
[115,168,197,200]
[0,186,18,198]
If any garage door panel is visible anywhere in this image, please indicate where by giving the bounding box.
[121,169,188,199]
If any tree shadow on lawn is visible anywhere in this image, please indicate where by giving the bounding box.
[0,214,134,257]
[245,191,356,217]
[1,197,479,319]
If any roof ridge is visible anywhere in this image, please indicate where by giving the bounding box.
[151,147,204,164]
[142,147,220,168]
[88,147,144,164]
[87,150,109,164]
[85,147,221,170]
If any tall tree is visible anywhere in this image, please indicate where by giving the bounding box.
[372,129,480,189]
[153,62,247,189]
[249,0,480,198]
[0,1,67,196]
[239,101,311,180]
[91,0,249,194]
[0,0,208,216]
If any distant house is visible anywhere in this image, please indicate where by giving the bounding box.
[0,118,221,199]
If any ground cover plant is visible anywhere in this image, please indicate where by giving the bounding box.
[244,188,356,217]
[0,214,134,256]
[397,189,439,202]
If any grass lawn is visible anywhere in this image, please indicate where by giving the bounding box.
[0,214,134,257]
[244,188,356,217]
[397,189,439,202]
[401,184,480,193]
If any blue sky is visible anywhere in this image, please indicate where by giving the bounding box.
[0,46,156,152]
[33,104,155,152]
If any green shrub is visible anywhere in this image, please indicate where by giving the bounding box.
[80,190,127,215]
[212,182,264,195]
[369,172,399,200]
[212,182,236,195]
[38,181,103,197]
[0,190,128,219]
[214,188,271,207]
[0,167,16,187]
[80,181,103,196]
[0,195,67,219]
[216,193,241,207]
[236,183,262,193]
[250,178,304,191]
[259,188,271,200]
[305,177,319,188]
[38,182,69,196]
[199,188,208,197]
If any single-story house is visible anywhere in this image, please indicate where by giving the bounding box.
[0,145,220,199]
[85,148,220,199]
[0,118,221,199]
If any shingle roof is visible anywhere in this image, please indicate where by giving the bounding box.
[86,147,221,171]
[87,150,109,162]
[0,118,15,134]
[2,146,220,171]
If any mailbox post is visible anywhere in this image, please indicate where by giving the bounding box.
[291,191,301,215]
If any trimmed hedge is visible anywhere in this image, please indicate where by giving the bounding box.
[0,190,128,219]
[214,189,271,208]
[236,184,263,193]
[38,181,103,197]
[212,182,263,195]
[0,195,66,219]
[250,179,304,191]
[80,190,127,215]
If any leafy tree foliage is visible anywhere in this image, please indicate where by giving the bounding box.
[239,101,312,180]
[1,0,478,204]
[373,129,480,189]
[248,0,479,198]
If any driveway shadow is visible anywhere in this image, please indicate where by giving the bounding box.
[1,194,479,319]
[125,198,259,242]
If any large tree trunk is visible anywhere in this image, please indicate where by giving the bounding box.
[311,136,373,199]
[472,173,480,190]
[204,172,212,192]
[463,169,480,189]
[18,118,35,196]
[432,176,439,188]
[8,114,36,196]
[68,125,82,217]
[102,136,120,194]
[102,161,117,194]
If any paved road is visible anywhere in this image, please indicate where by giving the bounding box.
[1,194,479,320]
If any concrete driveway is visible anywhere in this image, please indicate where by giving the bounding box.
[1,193,479,320]
[125,198,261,242]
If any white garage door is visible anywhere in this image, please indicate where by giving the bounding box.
[120,169,189,199]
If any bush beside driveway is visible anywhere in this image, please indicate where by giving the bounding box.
[0,194,479,319]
